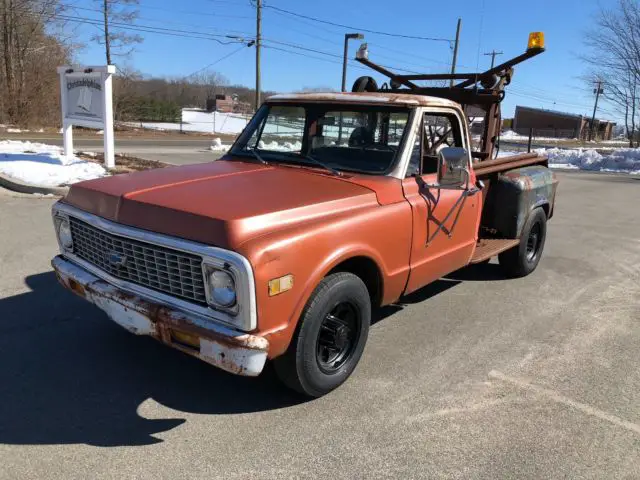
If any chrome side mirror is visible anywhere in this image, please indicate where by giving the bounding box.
[438,147,469,188]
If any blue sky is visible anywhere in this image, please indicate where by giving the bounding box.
[69,0,618,120]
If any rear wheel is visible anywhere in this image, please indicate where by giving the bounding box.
[499,208,547,278]
[274,272,371,397]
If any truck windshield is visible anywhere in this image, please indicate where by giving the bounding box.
[230,104,411,175]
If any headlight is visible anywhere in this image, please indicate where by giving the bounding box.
[206,268,237,309]
[55,216,73,251]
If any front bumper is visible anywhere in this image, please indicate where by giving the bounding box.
[52,256,268,376]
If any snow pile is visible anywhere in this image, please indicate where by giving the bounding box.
[0,140,107,187]
[257,140,302,152]
[539,147,640,174]
[501,130,577,142]
[210,137,230,152]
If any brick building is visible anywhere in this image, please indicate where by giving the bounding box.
[206,94,252,114]
[512,105,616,140]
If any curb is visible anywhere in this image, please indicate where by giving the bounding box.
[0,172,69,196]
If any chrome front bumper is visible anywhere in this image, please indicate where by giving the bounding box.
[52,256,268,377]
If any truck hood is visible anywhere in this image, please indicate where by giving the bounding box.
[63,160,384,249]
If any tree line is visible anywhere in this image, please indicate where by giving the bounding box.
[0,1,270,127]
[0,0,70,125]
[113,70,275,123]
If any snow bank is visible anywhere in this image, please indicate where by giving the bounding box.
[210,137,230,152]
[257,140,302,152]
[0,140,107,187]
[499,147,640,174]
[540,147,640,174]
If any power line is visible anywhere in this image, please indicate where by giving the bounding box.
[262,3,452,43]
[201,0,255,5]
[57,5,253,37]
[263,45,370,73]
[112,1,253,19]
[262,38,423,74]
[262,16,454,71]
[56,13,253,43]
[265,6,459,70]
[510,89,594,109]
[367,42,458,68]
[508,91,596,113]
[185,44,252,78]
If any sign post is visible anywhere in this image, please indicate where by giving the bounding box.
[57,65,116,168]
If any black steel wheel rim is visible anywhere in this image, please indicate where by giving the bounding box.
[316,302,360,374]
[526,222,541,262]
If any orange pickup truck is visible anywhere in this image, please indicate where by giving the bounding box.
[51,36,558,397]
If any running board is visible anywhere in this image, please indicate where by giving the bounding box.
[470,238,520,264]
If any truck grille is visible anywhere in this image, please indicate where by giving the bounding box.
[69,217,207,305]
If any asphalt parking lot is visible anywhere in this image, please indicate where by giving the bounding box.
[1,171,639,479]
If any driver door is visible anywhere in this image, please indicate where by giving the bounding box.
[402,109,482,294]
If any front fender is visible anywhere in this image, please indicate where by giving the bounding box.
[237,201,413,358]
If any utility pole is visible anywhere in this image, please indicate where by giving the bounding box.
[255,0,262,111]
[483,50,503,69]
[449,18,461,87]
[341,33,364,92]
[589,80,604,141]
[103,0,111,65]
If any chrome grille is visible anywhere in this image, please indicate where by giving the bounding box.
[69,217,207,305]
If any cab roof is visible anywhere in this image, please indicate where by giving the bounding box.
[267,92,460,109]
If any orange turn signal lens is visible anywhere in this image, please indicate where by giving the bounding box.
[171,330,200,349]
[268,274,294,296]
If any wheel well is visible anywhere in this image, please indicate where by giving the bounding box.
[538,203,550,218]
[329,256,383,307]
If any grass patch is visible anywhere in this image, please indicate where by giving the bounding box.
[80,152,170,174]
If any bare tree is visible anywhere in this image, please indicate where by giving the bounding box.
[0,0,70,125]
[112,64,142,119]
[92,0,142,65]
[192,70,227,104]
[583,0,640,146]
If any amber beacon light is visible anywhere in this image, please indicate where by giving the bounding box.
[527,32,545,51]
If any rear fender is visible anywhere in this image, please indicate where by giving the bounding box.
[482,166,558,238]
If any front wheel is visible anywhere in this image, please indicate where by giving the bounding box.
[274,272,371,397]
[499,207,547,278]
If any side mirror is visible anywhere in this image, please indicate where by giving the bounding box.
[437,147,469,188]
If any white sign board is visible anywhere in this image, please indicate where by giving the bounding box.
[64,73,105,127]
[57,65,116,168]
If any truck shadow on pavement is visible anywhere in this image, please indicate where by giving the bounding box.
[373,262,506,324]
[0,262,506,447]
[0,272,305,447]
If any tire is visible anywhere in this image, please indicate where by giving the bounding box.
[351,76,378,93]
[274,272,371,397]
[499,207,547,278]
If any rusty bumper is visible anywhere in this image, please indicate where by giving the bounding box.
[52,256,268,376]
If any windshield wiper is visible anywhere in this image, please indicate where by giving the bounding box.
[237,147,269,165]
[300,153,343,177]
